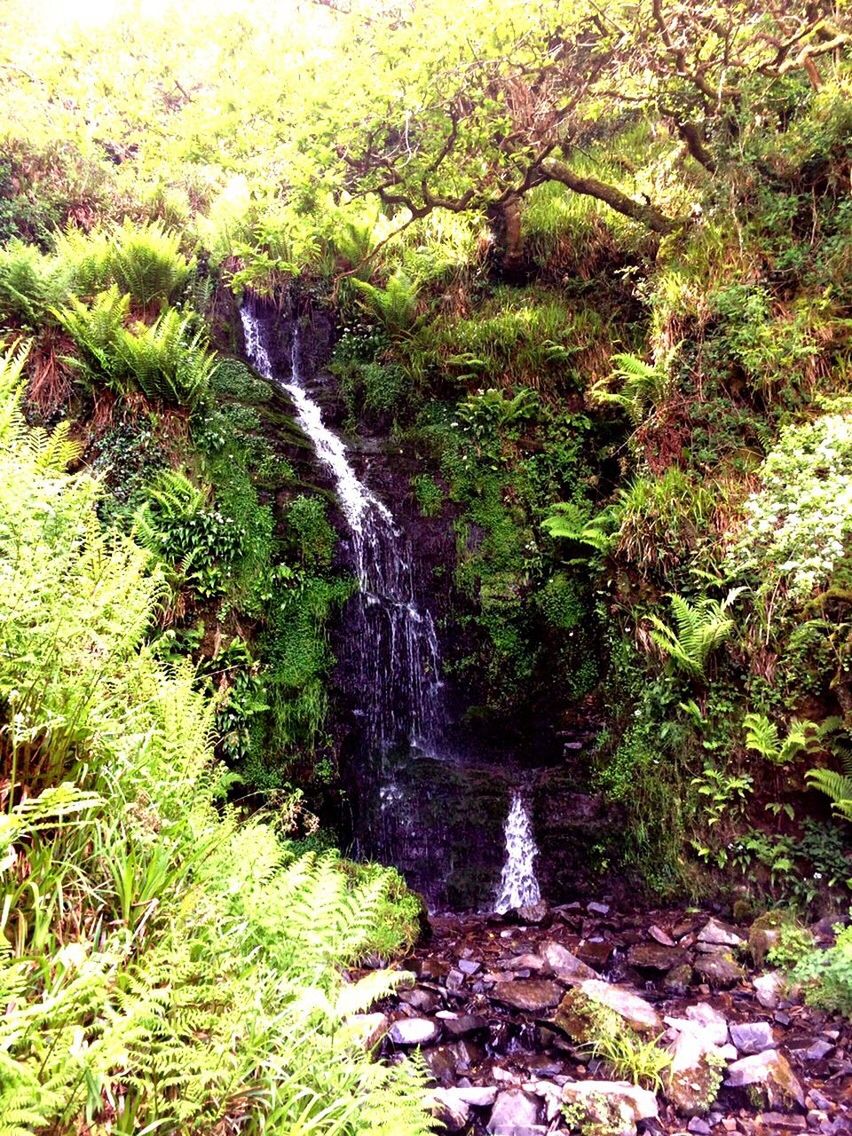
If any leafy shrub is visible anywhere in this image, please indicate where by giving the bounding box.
[0,239,63,326]
[411,473,443,517]
[648,592,737,679]
[790,922,852,1017]
[352,269,420,335]
[287,494,338,570]
[52,285,134,393]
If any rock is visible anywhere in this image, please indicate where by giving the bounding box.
[493,978,564,1013]
[753,972,786,1011]
[440,1013,489,1038]
[561,1080,658,1136]
[757,1114,807,1131]
[487,1089,541,1134]
[518,900,550,925]
[576,939,613,968]
[698,917,745,947]
[451,1038,484,1070]
[588,901,611,915]
[694,950,746,988]
[347,1012,389,1050]
[422,1046,458,1085]
[664,963,695,995]
[650,924,677,947]
[627,942,688,971]
[724,1050,805,1111]
[399,986,440,1013]
[418,958,450,980]
[801,1039,833,1062]
[499,952,546,971]
[749,914,788,967]
[446,968,465,992]
[665,1025,727,1116]
[685,1002,729,1047]
[555,981,663,1038]
[541,940,598,982]
[455,1086,498,1107]
[388,1017,440,1046]
[457,958,481,975]
[428,1088,470,1132]
[730,1021,775,1055]
[688,1119,712,1134]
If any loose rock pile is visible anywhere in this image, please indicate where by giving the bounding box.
[354,902,851,1135]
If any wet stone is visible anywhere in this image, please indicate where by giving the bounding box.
[541,939,598,982]
[487,1088,542,1135]
[492,978,564,1013]
[440,1013,489,1038]
[694,950,746,988]
[576,939,614,968]
[725,1050,806,1111]
[389,1017,440,1046]
[627,941,688,971]
[731,1021,775,1055]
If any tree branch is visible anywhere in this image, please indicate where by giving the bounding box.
[542,157,683,234]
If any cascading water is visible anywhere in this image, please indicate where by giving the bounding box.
[494,791,541,913]
[239,300,444,756]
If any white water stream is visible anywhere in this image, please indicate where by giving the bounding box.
[494,791,541,913]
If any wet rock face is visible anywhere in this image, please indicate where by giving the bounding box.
[372,902,851,1136]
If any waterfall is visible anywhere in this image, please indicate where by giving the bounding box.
[239,301,444,755]
[494,791,541,913]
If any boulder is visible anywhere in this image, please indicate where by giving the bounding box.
[541,940,598,982]
[753,971,786,1011]
[487,1089,542,1134]
[663,963,695,995]
[724,1050,805,1111]
[627,942,688,971]
[664,1025,727,1116]
[499,952,546,972]
[428,1088,470,1132]
[698,918,744,947]
[493,978,563,1013]
[561,1080,658,1136]
[556,979,663,1035]
[730,1020,775,1055]
[694,950,746,988]
[388,1017,441,1046]
[439,1012,489,1038]
[685,1002,729,1047]
[518,900,550,925]
[455,1086,498,1107]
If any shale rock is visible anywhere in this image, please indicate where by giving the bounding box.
[428,1088,470,1132]
[698,918,745,947]
[694,950,746,988]
[556,979,663,1035]
[388,1017,440,1046]
[541,939,598,982]
[493,978,563,1013]
[487,1088,542,1134]
[724,1050,805,1111]
[627,942,688,971]
[561,1080,658,1136]
[730,1020,775,1055]
[753,971,786,1010]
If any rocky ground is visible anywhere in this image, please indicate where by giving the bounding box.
[353,901,851,1136]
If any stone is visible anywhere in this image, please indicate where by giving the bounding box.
[730,1021,775,1055]
[576,939,614,968]
[627,942,688,971]
[802,1039,833,1062]
[694,950,746,988]
[724,1050,805,1111]
[541,940,598,982]
[493,978,564,1013]
[757,1115,807,1131]
[688,1119,712,1134]
[487,1089,541,1134]
[418,958,450,980]
[399,986,440,1013]
[457,958,481,975]
[749,914,788,967]
[698,917,745,947]
[441,1013,489,1038]
[566,979,664,1033]
[428,1088,470,1132]
[518,900,550,925]
[664,963,695,995]
[664,1025,727,1116]
[753,972,786,1011]
[422,1045,458,1085]
[446,968,465,992]
[455,1086,498,1107]
[347,1012,389,1050]
[388,1017,440,1046]
[561,1080,658,1136]
[650,924,677,947]
[588,901,611,915]
[499,953,546,971]
[685,1002,729,1046]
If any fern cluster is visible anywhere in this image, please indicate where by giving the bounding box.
[0,344,429,1136]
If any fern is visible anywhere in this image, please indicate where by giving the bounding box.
[590,350,674,425]
[51,285,133,393]
[543,501,617,557]
[744,712,816,765]
[117,307,216,406]
[648,591,738,678]
[108,218,194,308]
[807,752,852,821]
[352,269,419,335]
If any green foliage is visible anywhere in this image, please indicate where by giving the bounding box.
[352,270,420,335]
[116,307,217,407]
[744,712,817,766]
[411,473,443,518]
[287,494,338,570]
[52,285,133,393]
[648,592,738,679]
[457,386,540,440]
[591,351,673,425]
[0,351,429,1134]
[0,239,63,327]
[570,994,672,1091]
[789,921,852,1017]
[807,750,852,822]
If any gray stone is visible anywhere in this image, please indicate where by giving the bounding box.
[724,1050,805,1111]
[730,1020,775,1055]
[518,900,550,925]
[802,1039,833,1062]
[440,1013,489,1038]
[758,1114,807,1131]
[663,963,695,995]
[389,1017,440,1046]
[455,1086,498,1107]
[493,978,563,1013]
[487,1089,541,1134]
[688,1119,712,1135]
[694,950,746,988]
[570,979,663,1033]
[541,940,598,982]
[650,924,677,947]
[664,1023,727,1116]
[499,953,546,972]
[588,901,611,915]
[561,1080,658,1136]
[753,971,786,1010]
[627,942,688,971]
[399,986,440,1013]
[429,1088,470,1132]
[698,917,744,947]
[685,1002,729,1046]
[422,1045,458,1085]
[457,958,481,975]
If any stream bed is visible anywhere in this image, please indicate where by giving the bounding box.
[358,901,851,1135]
